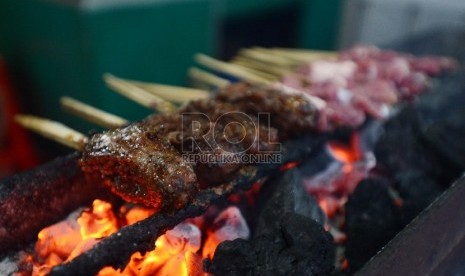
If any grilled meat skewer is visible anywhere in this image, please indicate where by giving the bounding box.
[80,82,318,211]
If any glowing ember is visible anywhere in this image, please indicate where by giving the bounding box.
[280,161,300,171]
[318,197,342,218]
[19,199,250,276]
[78,200,118,240]
[304,132,374,271]
[328,133,362,174]
[100,222,201,276]
[28,200,122,276]
[202,206,250,259]
[306,133,372,219]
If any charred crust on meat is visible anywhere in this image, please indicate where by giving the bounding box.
[79,82,319,211]
[80,123,199,212]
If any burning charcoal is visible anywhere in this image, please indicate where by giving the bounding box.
[34,209,83,260]
[394,170,444,225]
[153,222,202,276]
[345,178,402,272]
[203,206,250,259]
[254,168,325,237]
[209,213,334,276]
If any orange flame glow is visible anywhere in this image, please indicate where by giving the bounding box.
[24,200,201,276]
[307,133,368,220]
[22,199,251,276]
[280,161,300,171]
[78,200,118,240]
[99,222,200,276]
[327,133,362,164]
[318,197,340,218]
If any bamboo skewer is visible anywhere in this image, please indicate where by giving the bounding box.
[188,67,231,88]
[269,48,338,61]
[237,65,279,82]
[231,57,293,77]
[17,76,200,149]
[272,47,337,56]
[126,80,209,103]
[192,52,328,111]
[60,96,128,129]
[194,54,272,85]
[14,115,88,150]
[104,74,177,114]
[273,83,327,110]
[237,48,301,68]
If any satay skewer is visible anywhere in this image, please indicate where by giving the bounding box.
[60,96,128,129]
[237,48,300,68]
[104,73,177,114]
[233,47,337,74]
[239,65,279,81]
[271,47,337,56]
[124,79,210,103]
[193,54,327,110]
[231,57,294,77]
[268,48,338,61]
[14,115,88,150]
[194,54,273,84]
[188,67,231,88]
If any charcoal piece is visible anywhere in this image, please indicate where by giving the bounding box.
[209,213,334,276]
[394,170,444,225]
[276,214,334,275]
[254,168,325,236]
[298,147,333,178]
[416,85,465,174]
[374,108,448,179]
[376,68,465,185]
[208,239,256,276]
[345,178,402,272]
[422,121,465,171]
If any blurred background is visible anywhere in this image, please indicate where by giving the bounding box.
[0,0,464,176]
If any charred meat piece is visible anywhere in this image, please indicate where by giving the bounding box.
[215,82,319,138]
[183,110,279,186]
[147,99,280,186]
[80,123,198,212]
[178,99,279,154]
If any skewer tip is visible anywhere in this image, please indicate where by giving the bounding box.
[15,114,88,151]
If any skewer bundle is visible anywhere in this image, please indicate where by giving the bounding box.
[16,47,332,149]
[16,44,456,153]
[20,45,451,146]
